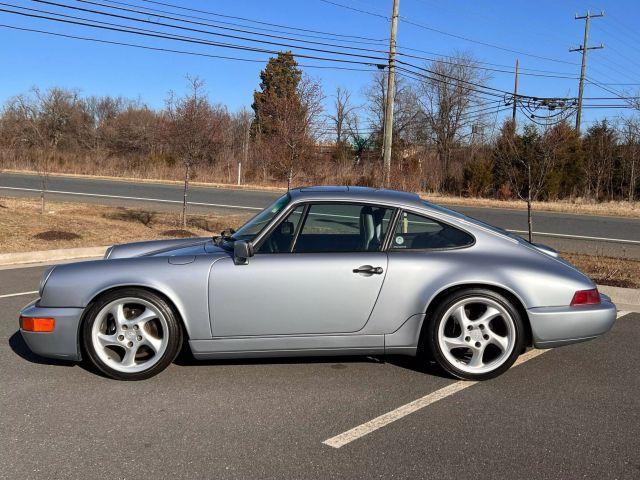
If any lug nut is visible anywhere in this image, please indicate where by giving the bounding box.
[118,334,124,341]
[127,341,133,347]
[475,342,481,348]
[122,325,128,330]
[483,334,489,340]
[479,324,485,330]
[467,325,473,330]
[133,325,139,330]
[465,336,471,342]
[137,335,142,341]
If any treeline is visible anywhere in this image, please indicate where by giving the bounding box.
[0,52,638,202]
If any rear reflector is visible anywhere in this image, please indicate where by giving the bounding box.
[20,316,55,332]
[570,289,601,307]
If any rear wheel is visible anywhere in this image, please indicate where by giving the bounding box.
[425,289,525,380]
[82,288,182,380]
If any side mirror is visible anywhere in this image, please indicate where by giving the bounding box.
[233,240,254,265]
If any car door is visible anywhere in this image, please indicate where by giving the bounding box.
[209,202,395,337]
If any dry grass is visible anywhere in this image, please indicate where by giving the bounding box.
[562,252,640,289]
[5,169,639,218]
[0,197,250,253]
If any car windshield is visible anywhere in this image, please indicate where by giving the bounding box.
[231,193,291,241]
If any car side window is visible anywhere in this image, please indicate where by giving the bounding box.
[391,211,474,250]
[256,206,305,253]
[293,203,393,253]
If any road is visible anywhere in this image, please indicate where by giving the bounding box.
[2,172,639,258]
[1,263,638,479]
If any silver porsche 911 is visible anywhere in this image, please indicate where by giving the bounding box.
[19,186,617,380]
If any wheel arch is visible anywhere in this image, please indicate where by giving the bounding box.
[418,282,533,355]
[77,284,191,359]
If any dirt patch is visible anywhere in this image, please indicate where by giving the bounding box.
[103,209,156,227]
[33,230,82,241]
[161,229,196,238]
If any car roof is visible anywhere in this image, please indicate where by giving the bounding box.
[289,185,423,208]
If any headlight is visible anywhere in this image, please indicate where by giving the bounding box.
[38,266,56,297]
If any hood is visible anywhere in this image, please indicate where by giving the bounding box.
[105,237,225,259]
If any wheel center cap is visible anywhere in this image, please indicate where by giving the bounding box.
[470,328,484,342]
[125,330,137,340]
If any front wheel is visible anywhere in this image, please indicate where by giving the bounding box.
[82,288,183,380]
[425,289,526,381]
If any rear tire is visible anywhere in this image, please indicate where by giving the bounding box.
[82,288,183,380]
[425,288,525,381]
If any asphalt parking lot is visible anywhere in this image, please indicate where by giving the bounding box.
[1,264,639,480]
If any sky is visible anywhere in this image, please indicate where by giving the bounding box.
[0,0,638,128]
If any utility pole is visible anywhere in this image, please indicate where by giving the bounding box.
[512,59,519,125]
[570,11,604,134]
[382,0,400,188]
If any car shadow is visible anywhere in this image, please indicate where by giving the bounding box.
[9,331,75,367]
[174,351,453,379]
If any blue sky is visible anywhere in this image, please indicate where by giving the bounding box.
[0,0,638,127]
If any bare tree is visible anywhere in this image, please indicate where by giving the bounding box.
[329,87,357,144]
[496,121,562,241]
[165,76,216,228]
[416,53,490,192]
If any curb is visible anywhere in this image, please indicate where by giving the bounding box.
[0,246,108,266]
[598,285,640,308]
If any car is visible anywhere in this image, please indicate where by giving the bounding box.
[18,186,617,381]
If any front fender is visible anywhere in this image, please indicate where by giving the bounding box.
[39,255,227,340]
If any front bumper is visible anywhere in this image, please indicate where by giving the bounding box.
[19,300,84,361]
[528,296,617,348]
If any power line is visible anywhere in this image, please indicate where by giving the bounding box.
[138,0,387,43]
[0,22,379,73]
[2,2,526,104]
[96,0,389,46]
[319,0,579,66]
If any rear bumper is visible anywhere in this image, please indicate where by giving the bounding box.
[528,296,617,348]
[19,300,84,361]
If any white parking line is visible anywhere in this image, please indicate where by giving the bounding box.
[0,186,263,211]
[322,348,547,449]
[507,229,640,245]
[324,310,632,449]
[0,290,38,299]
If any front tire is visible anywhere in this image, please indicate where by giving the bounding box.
[82,288,183,380]
[425,288,525,381]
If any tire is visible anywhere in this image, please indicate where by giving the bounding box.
[424,288,526,381]
[81,288,183,380]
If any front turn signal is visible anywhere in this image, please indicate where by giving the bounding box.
[570,289,601,307]
[20,316,55,332]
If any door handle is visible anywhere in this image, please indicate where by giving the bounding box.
[353,265,384,275]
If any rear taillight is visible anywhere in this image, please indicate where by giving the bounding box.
[570,289,601,307]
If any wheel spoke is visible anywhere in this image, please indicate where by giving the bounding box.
[488,331,509,352]
[96,333,119,348]
[133,307,158,326]
[142,333,162,353]
[121,345,138,367]
[452,305,471,330]
[110,303,127,326]
[468,346,485,367]
[476,306,501,325]
[443,335,468,351]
